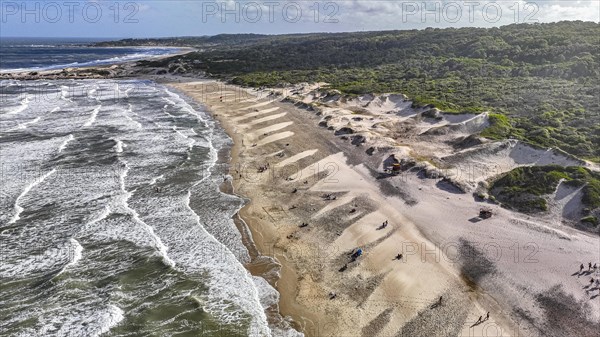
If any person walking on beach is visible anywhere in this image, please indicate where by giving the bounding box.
[580,264,584,273]
[395,253,403,261]
[477,316,482,323]
[486,312,490,320]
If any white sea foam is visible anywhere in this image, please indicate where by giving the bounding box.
[1,79,277,336]
[162,88,219,181]
[121,104,143,129]
[149,175,164,185]
[0,238,82,279]
[173,127,189,139]
[0,47,182,73]
[114,139,124,153]
[60,86,73,102]
[124,87,134,98]
[118,162,176,268]
[7,116,41,131]
[54,238,84,278]
[182,190,272,336]
[6,95,30,115]
[48,304,125,337]
[83,105,101,127]
[87,205,112,227]
[164,88,209,125]
[8,169,57,224]
[58,134,74,153]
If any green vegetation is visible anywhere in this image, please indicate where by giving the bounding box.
[480,113,522,140]
[490,165,600,213]
[581,216,599,226]
[583,179,600,209]
[104,21,599,160]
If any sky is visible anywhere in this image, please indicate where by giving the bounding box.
[0,0,599,38]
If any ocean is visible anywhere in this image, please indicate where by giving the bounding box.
[0,38,181,73]
[0,41,293,336]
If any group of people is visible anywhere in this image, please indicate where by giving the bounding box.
[377,220,389,230]
[430,296,443,309]
[349,248,363,262]
[337,248,364,274]
[471,312,490,327]
[257,162,270,173]
[577,262,600,295]
[579,262,598,273]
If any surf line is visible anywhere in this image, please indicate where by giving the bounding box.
[117,161,176,268]
[9,169,57,224]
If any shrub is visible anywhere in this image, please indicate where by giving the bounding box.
[580,216,599,226]
[490,166,600,213]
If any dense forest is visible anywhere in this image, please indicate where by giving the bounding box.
[111,21,600,161]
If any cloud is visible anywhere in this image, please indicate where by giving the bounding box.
[1,0,598,37]
[333,0,599,30]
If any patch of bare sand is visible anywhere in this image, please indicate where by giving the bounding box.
[171,80,599,337]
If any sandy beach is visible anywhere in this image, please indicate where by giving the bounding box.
[168,80,600,336]
[3,61,597,334]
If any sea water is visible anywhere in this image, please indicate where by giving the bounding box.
[0,79,282,336]
[0,38,181,73]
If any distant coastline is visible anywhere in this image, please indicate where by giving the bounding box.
[0,38,194,74]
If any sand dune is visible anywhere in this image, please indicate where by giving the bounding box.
[275,149,319,168]
[171,80,600,337]
[241,112,288,128]
[233,107,280,121]
[256,131,295,147]
[240,100,273,110]
[251,122,294,139]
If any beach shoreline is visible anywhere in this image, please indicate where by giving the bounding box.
[167,80,511,336]
[2,59,598,335]
[169,79,599,337]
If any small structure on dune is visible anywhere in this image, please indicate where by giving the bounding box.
[383,154,401,174]
[479,207,493,219]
